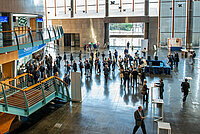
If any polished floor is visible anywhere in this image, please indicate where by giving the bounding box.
[14,44,200,134]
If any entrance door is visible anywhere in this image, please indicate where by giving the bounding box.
[64,33,71,46]
[64,33,80,47]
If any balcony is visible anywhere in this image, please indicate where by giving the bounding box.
[0,26,64,54]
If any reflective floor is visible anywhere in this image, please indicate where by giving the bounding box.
[14,44,200,134]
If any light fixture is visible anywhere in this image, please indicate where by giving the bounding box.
[111,1,115,5]
[178,4,182,7]
[13,14,38,17]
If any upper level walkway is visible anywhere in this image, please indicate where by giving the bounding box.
[0,26,64,54]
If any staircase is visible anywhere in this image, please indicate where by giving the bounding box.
[0,75,70,117]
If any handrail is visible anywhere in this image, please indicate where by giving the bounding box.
[0,73,32,84]
[0,75,69,92]
[0,82,24,91]
[54,76,69,86]
[0,25,64,54]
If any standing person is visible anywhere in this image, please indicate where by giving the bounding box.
[89,58,93,74]
[112,56,116,71]
[73,61,77,72]
[70,53,73,64]
[97,58,101,74]
[141,80,149,102]
[103,65,109,83]
[120,66,124,85]
[142,48,146,58]
[123,68,130,88]
[132,68,138,88]
[39,63,45,79]
[66,61,70,75]
[57,54,62,68]
[79,60,84,76]
[114,49,118,62]
[79,50,82,61]
[155,79,164,99]
[91,51,94,61]
[84,58,88,75]
[181,78,190,102]
[132,106,147,134]
[174,52,179,67]
[127,41,130,48]
[64,52,67,66]
[109,51,112,60]
[191,51,196,65]
[33,67,40,84]
[53,61,59,75]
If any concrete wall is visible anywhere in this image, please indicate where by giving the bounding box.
[52,16,158,49]
[52,18,105,47]
[0,0,44,15]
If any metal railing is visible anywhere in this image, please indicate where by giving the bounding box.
[0,76,70,116]
[0,25,64,54]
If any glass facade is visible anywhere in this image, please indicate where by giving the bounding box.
[160,0,200,47]
[46,0,159,19]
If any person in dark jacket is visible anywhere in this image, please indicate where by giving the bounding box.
[73,61,77,72]
[53,61,59,75]
[174,52,179,67]
[33,67,40,84]
[132,106,146,134]
[123,68,130,88]
[39,63,45,79]
[181,78,190,102]
[70,53,73,64]
[141,80,149,102]
[79,60,84,76]
[155,79,164,99]
[64,52,67,66]
[103,65,109,83]
[132,68,138,88]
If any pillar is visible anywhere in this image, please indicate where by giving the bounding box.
[144,0,149,40]
[186,0,193,49]
[104,0,109,46]
[71,0,74,18]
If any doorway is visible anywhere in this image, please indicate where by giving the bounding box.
[109,23,144,47]
[64,33,80,47]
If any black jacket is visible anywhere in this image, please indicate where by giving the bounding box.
[181,81,190,93]
[134,110,145,126]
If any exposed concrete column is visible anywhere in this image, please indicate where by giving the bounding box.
[105,0,109,17]
[186,0,193,49]
[104,0,109,46]
[144,0,149,40]
[145,0,149,16]
[104,23,109,47]
[71,0,74,18]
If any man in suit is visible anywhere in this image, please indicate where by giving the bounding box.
[155,79,164,99]
[133,106,147,134]
[181,78,190,102]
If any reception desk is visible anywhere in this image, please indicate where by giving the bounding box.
[145,60,171,75]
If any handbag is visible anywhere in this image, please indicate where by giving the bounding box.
[120,73,124,78]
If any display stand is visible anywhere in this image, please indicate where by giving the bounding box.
[71,72,82,102]
[185,77,192,94]
[157,122,171,134]
[152,99,164,122]
[150,83,159,101]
